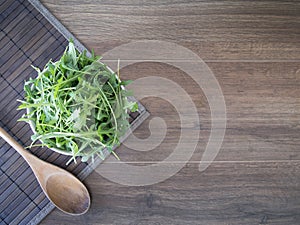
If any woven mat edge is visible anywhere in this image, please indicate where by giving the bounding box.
[26,0,149,224]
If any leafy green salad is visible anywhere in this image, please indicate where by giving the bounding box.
[18,41,138,163]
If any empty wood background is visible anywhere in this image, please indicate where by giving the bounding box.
[39,1,300,224]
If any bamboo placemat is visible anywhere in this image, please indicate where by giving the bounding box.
[0,0,148,224]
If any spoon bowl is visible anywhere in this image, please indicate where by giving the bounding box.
[0,127,90,215]
[46,172,90,215]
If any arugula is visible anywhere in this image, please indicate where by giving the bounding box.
[18,41,138,163]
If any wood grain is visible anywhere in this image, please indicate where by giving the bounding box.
[40,0,300,60]
[39,0,300,224]
[42,162,300,225]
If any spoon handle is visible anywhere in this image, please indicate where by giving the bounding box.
[0,127,34,163]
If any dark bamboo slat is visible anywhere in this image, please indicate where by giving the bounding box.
[0,0,147,224]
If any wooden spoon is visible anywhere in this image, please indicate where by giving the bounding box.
[0,127,90,215]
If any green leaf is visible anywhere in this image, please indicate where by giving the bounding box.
[120,80,132,86]
[17,40,137,163]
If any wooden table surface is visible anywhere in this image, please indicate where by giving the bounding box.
[40,1,300,224]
